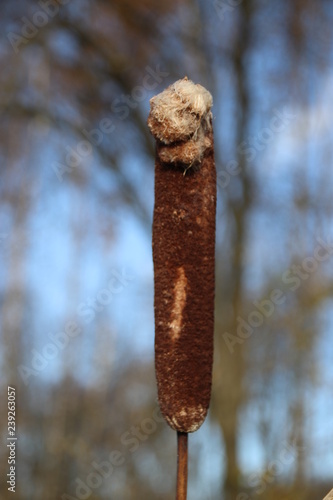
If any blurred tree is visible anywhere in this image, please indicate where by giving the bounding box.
[0,0,333,498]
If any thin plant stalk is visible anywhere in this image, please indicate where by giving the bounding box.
[176,431,188,500]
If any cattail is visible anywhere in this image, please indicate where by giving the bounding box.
[148,77,216,498]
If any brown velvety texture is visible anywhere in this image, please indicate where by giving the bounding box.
[152,131,216,433]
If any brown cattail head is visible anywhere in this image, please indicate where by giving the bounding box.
[149,77,216,433]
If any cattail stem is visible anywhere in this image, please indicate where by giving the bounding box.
[176,431,188,500]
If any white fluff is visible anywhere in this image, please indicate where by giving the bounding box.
[148,77,213,145]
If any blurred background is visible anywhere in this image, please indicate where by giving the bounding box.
[0,0,333,498]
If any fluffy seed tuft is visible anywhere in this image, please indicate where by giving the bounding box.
[148,77,213,168]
